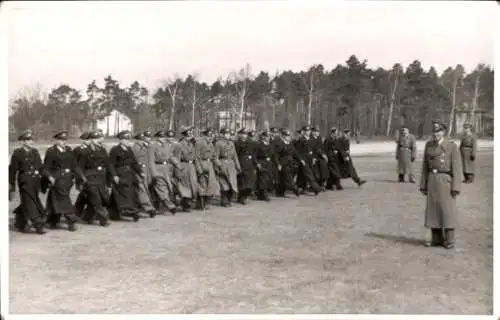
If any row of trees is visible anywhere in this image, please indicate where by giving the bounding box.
[9,55,494,140]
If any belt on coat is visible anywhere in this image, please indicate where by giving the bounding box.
[138,163,147,168]
[257,157,271,161]
[19,170,40,176]
[155,161,168,165]
[429,169,452,175]
[60,168,71,174]
[86,166,104,171]
[181,160,194,164]
[240,155,253,159]
[461,145,473,149]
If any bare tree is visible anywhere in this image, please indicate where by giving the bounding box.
[443,65,465,136]
[469,65,484,126]
[163,73,182,130]
[233,63,251,129]
[386,64,401,136]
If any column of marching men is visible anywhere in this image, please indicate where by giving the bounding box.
[8,125,368,235]
[9,121,478,250]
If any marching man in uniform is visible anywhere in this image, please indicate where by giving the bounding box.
[419,122,462,249]
[395,126,417,183]
[459,123,477,184]
[9,130,47,234]
[131,131,157,217]
[43,130,84,232]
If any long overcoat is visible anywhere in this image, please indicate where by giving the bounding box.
[214,138,241,192]
[172,138,200,199]
[396,134,417,175]
[254,139,275,191]
[459,133,477,174]
[234,138,257,191]
[194,137,220,197]
[419,138,462,229]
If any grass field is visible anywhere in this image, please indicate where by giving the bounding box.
[8,148,493,314]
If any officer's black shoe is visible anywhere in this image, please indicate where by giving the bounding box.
[48,223,58,230]
[148,210,157,218]
[68,223,77,232]
[357,180,367,186]
[409,178,416,184]
[293,188,300,197]
[100,220,110,227]
[425,241,442,247]
[170,207,177,215]
[35,225,46,235]
[443,243,455,249]
[398,174,405,183]
[132,214,140,222]
[335,184,344,190]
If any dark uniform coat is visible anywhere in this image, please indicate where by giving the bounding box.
[293,137,322,192]
[273,137,302,195]
[323,136,343,183]
[459,133,477,175]
[78,143,114,224]
[43,145,83,219]
[9,146,46,229]
[234,138,257,192]
[420,138,462,229]
[108,143,142,218]
[310,135,329,185]
[254,139,275,192]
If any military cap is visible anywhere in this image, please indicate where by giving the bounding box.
[79,132,88,140]
[343,129,351,134]
[330,127,337,133]
[230,130,236,135]
[237,128,248,134]
[311,127,319,132]
[260,130,270,137]
[201,128,213,135]
[301,125,311,131]
[220,128,230,134]
[180,125,193,134]
[270,127,279,133]
[134,132,144,140]
[433,122,447,132]
[166,130,175,138]
[248,130,256,137]
[18,130,34,141]
[154,130,166,138]
[280,128,292,136]
[117,130,132,140]
[53,130,68,140]
[87,131,100,139]
[463,123,472,129]
[143,130,153,138]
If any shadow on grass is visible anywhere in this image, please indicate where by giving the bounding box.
[365,232,427,247]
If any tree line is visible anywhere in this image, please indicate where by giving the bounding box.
[9,54,494,141]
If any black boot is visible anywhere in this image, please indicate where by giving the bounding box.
[426,228,444,247]
[68,222,77,232]
[147,210,157,218]
[444,228,455,249]
[34,223,46,235]
[221,191,229,207]
[398,174,405,183]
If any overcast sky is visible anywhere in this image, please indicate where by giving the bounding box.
[5,1,497,98]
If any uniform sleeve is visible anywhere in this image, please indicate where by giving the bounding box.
[419,142,429,191]
[450,143,462,192]
[9,150,19,191]
[472,135,477,158]
[148,144,158,178]
[69,147,86,182]
[411,136,417,159]
[168,143,181,168]
[130,149,142,175]
[107,147,119,178]
[43,148,55,178]
[232,143,241,171]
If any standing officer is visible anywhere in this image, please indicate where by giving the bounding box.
[131,132,157,218]
[419,122,462,249]
[43,130,83,231]
[214,128,241,207]
[77,131,112,227]
[395,126,417,183]
[459,123,477,183]
[9,130,46,234]
[195,128,220,210]
[310,127,329,189]
[273,128,301,197]
[74,132,91,218]
[269,127,281,194]
[337,129,367,187]
[254,131,275,201]
[148,130,178,214]
[173,126,200,212]
[234,128,257,205]
[108,130,142,221]
[293,125,321,195]
[323,127,344,191]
